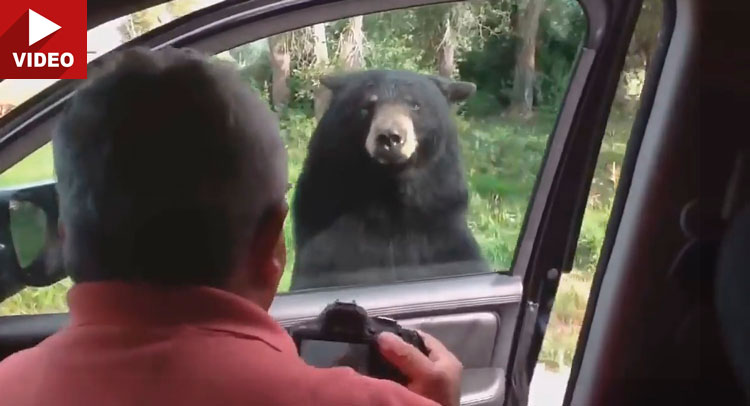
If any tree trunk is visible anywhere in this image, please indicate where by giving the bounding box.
[437,12,456,78]
[268,34,291,110]
[311,23,329,66]
[338,16,365,70]
[311,23,332,120]
[313,86,333,120]
[614,1,662,113]
[509,0,546,119]
[631,1,663,72]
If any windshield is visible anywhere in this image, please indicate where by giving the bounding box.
[0,0,221,111]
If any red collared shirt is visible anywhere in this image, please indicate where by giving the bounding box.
[0,282,439,406]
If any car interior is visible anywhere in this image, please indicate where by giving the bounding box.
[0,0,745,405]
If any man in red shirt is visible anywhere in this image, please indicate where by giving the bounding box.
[0,47,461,406]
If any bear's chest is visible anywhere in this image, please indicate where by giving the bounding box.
[323,214,436,265]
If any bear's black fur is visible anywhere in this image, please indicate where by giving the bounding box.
[290,70,488,290]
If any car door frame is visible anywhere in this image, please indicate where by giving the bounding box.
[501,0,651,403]
[0,0,648,404]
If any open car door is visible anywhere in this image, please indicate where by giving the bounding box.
[0,0,650,404]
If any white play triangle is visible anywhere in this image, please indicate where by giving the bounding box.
[28,9,61,47]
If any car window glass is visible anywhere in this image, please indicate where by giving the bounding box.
[0,0,586,314]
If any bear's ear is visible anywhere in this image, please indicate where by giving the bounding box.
[428,76,477,103]
[319,74,348,93]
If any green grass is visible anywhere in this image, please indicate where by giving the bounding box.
[0,143,55,188]
[537,113,631,370]
[0,280,71,316]
[458,115,554,267]
[0,109,632,369]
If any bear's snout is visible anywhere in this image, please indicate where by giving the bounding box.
[376,131,404,149]
[365,103,418,166]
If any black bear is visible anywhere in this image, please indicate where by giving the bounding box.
[290,70,489,290]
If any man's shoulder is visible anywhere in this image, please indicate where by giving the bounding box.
[0,328,68,373]
[0,328,439,406]
[0,343,45,387]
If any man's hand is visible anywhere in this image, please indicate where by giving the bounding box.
[377,330,462,406]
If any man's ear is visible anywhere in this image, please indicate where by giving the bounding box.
[428,75,477,103]
[249,202,288,282]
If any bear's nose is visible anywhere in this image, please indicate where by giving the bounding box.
[376,131,404,150]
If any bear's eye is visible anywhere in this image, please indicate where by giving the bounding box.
[360,99,376,118]
[410,102,421,112]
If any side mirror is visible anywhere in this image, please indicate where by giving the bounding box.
[0,181,65,302]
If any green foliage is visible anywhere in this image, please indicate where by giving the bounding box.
[459,34,517,109]
[0,279,71,316]
[363,36,427,73]
[535,0,586,109]
[228,40,273,95]
[410,2,512,70]
[456,117,550,268]
[287,74,315,115]
[574,205,610,272]
[276,110,317,292]
[459,0,585,115]
[539,273,589,369]
[245,0,586,117]
[460,89,505,117]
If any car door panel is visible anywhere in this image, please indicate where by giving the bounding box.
[271,274,522,324]
[0,313,68,359]
[274,273,521,405]
[400,313,505,406]
[460,368,505,406]
[399,312,499,369]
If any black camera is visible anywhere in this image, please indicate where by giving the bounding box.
[289,301,430,385]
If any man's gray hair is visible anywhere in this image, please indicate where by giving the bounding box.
[54,47,288,286]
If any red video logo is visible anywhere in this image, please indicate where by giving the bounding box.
[0,0,86,79]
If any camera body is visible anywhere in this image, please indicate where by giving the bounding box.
[289,301,429,384]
